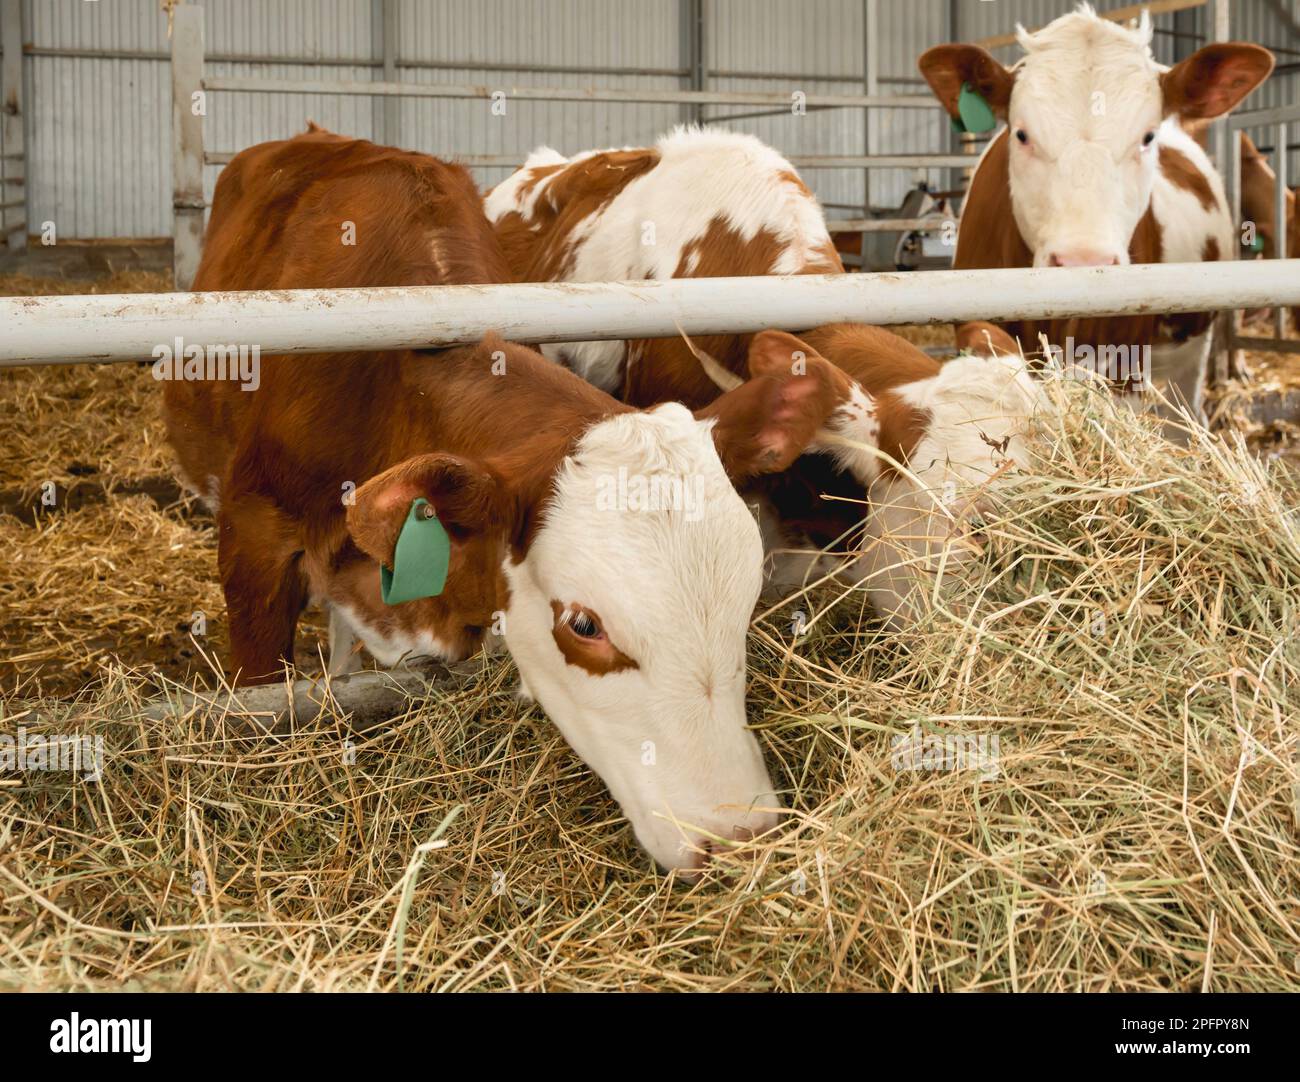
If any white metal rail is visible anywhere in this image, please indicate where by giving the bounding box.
[2,261,1298,368]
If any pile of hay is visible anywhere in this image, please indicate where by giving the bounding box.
[4,376,1297,991]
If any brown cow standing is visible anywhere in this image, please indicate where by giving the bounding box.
[160,128,871,871]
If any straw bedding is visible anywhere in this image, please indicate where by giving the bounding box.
[1,271,1298,991]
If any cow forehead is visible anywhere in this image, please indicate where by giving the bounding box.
[527,406,763,645]
[1013,11,1161,135]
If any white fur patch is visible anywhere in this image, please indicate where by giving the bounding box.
[815,382,882,485]
[486,126,835,389]
[499,403,781,871]
[330,601,454,669]
[855,354,1048,628]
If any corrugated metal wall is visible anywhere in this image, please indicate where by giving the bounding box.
[7,0,1298,240]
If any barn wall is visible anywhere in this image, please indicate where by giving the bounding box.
[6,0,1297,241]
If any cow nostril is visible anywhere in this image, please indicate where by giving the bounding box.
[689,839,716,871]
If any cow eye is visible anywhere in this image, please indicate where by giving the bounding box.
[1142,131,1156,147]
[1015,129,1029,145]
[569,611,603,639]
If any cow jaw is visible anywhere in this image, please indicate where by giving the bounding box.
[501,403,781,872]
[1007,11,1164,268]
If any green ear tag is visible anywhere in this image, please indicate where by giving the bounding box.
[1250,234,1264,253]
[957,82,997,135]
[380,498,451,605]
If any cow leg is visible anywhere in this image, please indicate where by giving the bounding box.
[217,493,309,685]
[327,605,362,676]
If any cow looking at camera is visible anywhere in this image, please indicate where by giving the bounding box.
[919,4,1273,421]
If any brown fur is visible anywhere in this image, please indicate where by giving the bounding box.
[549,601,639,675]
[166,131,849,681]
[488,150,940,550]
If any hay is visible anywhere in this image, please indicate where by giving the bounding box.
[3,377,1298,991]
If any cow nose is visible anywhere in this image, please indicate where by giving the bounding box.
[689,822,774,870]
[1048,248,1122,268]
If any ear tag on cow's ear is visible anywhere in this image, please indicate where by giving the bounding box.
[380,498,450,605]
[956,82,997,135]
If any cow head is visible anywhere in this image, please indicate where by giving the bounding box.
[348,345,853,872]
[920,6,1272,268]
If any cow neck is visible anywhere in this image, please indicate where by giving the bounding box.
[400,343,632,556]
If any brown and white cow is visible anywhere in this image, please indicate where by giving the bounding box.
[161,129,874,870]
[919,5,1273,421]
[1186,127,1297,330]
[1233,132,1295,264]
[486,126,1049,624]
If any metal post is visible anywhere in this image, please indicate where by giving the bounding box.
[1227,126,1243,367]
[1211,0,1231,183]
[1276,120,1289,338]
[862,0,879,255]
[171,5,205,290]
[1210,0,1232,383]
[381,0,398,144]
[1,0,25,251]
[682,0,706,126]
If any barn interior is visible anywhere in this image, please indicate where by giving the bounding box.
[1,0,1298,993]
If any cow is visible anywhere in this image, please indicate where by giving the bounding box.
[161,128,869,872]
[1233,132,1295,265]
[485,126,1048,625]
[919,5,1274,422]
[1185,127,1297,331]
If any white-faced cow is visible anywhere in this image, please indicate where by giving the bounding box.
[159,128,892,871]
[486,126,1049,626]
[920,5,1273,421]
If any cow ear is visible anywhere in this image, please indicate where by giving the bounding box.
[1162,44,1273,119]
[346,453,505,575]
[957,321,1021,358]
[918,44,1016,122]
[696,331,851,481]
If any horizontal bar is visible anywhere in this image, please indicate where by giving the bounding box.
[784,154,972,169]
[828,218,954,233]
[2,261,1298,368]
[201,75,939,110]
[0,175,22,185]
[709,69,924,87]
[1231,335,1300,356]
[1229,104,1300,128]
[0,199,24,211]
[0,152,21,161]
[975,0,1205,50]
[203,150,972,171]
[24,44,689,79]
